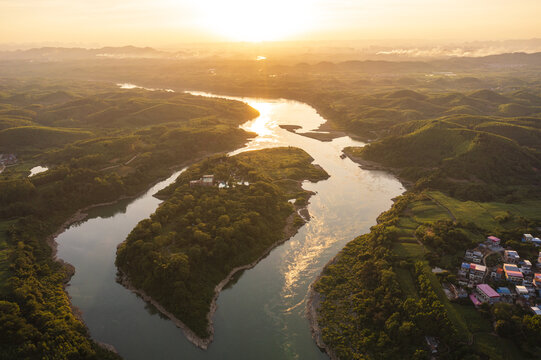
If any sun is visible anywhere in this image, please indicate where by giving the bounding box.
[194,0,314,42]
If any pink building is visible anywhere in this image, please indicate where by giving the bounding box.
[474,284,500,304]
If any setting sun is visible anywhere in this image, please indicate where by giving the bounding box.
[192,0,315,42]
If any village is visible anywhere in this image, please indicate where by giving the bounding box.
[0,153,17,174]
[189,174,250,188]
[447,233,541,316]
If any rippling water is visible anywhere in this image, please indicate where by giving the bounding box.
[56,92,404,359]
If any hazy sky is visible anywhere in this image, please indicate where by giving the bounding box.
[1,0,540,46]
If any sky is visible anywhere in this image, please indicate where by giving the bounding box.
[1,0,540,47]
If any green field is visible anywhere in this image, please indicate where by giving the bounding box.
[395,267,419,299]
[392,242,426,259]
[427,190,541,230]
[410,199,454,223]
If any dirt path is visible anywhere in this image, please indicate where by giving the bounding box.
[426,193,457,222]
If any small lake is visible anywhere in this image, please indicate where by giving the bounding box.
[56,93,404,359]
[29,165,48,177]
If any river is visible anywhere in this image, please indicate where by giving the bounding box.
[56,93,404,359]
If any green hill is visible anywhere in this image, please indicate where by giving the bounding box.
[0,126,92,151]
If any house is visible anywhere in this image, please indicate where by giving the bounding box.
[458,262,470,278]
[515,285,530,299]
[533,238,541,247]
[530,306,541,315]
[455,286,468,299]
[523,234,534,242]
[497,287,513,303]
[201,175,214,186]
[190,175,215,187]
[474,284,500,304]
[504,263,524,284]
[470,294,482,307]
[487,236,501,247]
[521,260,533,275]
[469,264,487,284]
[465,250,483,263]
[504,250,520,264]
[0,153,17,166]
[490,267,503,281]
[533,273,541,288]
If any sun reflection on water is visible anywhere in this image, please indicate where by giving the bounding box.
[243,102,275,137]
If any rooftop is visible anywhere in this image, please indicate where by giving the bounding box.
[477,284,499,298]
[531,307,541,315]
[470,294,482,306]
[504,263,524,278]
[470,264,486,272]
[505,250,520,258]
[516,286,529,294]
[497,287,511,295]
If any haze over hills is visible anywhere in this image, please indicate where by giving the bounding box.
[3,38,541,63]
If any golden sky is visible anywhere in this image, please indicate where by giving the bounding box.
[1,0,540,46]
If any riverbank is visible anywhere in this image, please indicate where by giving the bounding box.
[342,149,415,189]
[307,256,340,360]
[46,150,242,352]
[117,192,315,350]
[305,149,406,360]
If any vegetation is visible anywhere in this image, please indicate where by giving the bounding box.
[311,85,541,359]
[0,79,258,359]
[314,189,541,359]
[1,49,541,358]
[116,147,328,338]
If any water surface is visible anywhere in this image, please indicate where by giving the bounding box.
[57,93,404,359]
[29,165,48,177]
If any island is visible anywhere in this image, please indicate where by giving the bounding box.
[116,147,329,346]
[0,79,258,359]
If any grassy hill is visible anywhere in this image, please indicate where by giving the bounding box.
[0,126,92,151]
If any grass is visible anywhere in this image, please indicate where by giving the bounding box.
[473,333,525,360]
[427,190,541,230]
[409,199,453,223]
[420,263,473,341]
[396,216,419,230]
[395,267,419,299]
[392,242,426,259]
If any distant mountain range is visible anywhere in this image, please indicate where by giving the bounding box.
[0,45,174,60]
[1,45,540,74]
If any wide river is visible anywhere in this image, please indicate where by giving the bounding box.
[56,92,404,359]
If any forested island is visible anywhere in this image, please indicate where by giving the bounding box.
[116,147,328,344]
[0,79,258,359]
